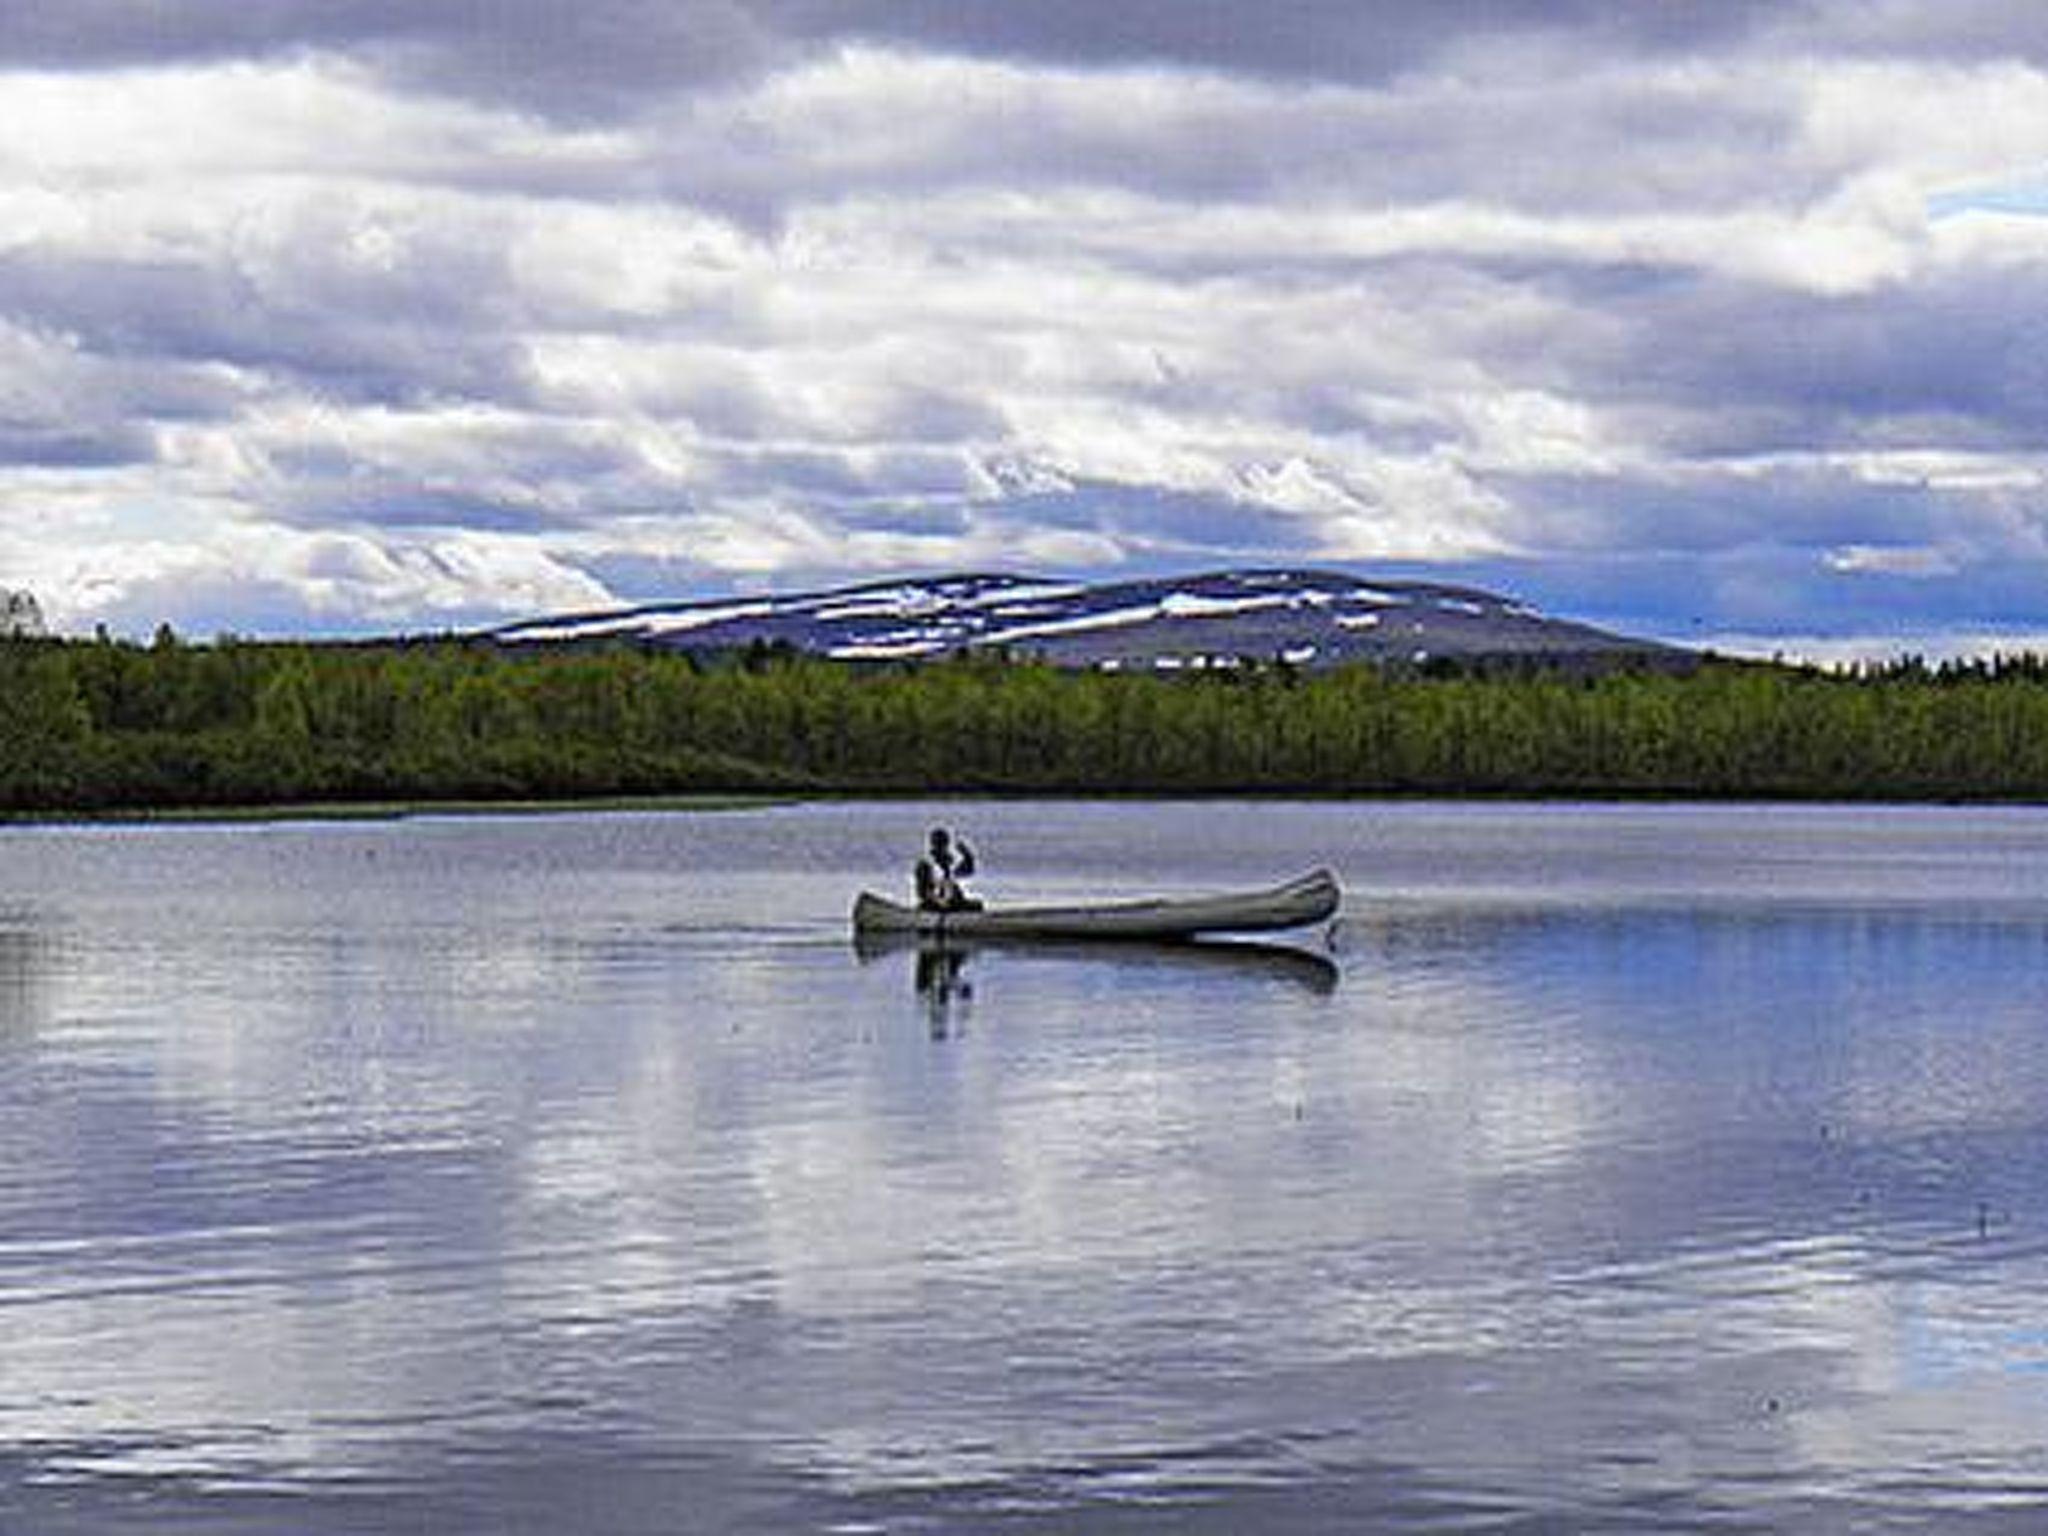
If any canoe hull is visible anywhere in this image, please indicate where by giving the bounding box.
[851,868,1340,942]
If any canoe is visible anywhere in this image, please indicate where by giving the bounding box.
[850,868,1340,942]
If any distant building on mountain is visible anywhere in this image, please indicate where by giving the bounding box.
[1,590,45,638]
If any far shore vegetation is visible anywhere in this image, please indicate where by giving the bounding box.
[7,628,2048,815]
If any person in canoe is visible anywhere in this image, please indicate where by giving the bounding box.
[915,826,983,913]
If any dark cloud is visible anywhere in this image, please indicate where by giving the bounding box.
[0,421,157,469]
[0,1,1798,119]
[373,2,787,118]
[820,0,1784,85]
[0,2,785,113]
[1780,1,2048,66]
[0,239,533,410]
[0,316,238,474]
[0,1,329,67]
[0,1,2038,130]
[1492,262,2048,459]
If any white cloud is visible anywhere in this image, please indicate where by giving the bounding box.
[1823,544,1963,577]
[3,499,613,636]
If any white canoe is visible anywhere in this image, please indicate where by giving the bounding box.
[850,868,1340,942]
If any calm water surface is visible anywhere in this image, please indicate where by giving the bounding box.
[1,801,2046,1533]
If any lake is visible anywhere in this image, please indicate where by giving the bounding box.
[1,800,2046,1533]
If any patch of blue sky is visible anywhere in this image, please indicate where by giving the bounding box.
[1927,178,2048,220]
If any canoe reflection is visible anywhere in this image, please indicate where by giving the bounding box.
[855,930,1339,1036]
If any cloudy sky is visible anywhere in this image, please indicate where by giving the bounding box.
[4,3,2048,655]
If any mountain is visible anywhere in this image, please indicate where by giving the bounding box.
[490,568,1680,671]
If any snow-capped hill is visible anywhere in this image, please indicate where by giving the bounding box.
[491,569,1675,670]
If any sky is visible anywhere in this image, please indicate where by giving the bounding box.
[4,4,2048,657]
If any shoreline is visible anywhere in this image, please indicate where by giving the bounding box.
[1,793,798,828]
[2,785,2040,828]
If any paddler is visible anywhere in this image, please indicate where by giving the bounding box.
[915,827,983,913]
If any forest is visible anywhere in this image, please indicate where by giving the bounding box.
[5,630,2048,813]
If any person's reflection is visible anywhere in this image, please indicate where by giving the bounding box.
[0,921,49,1039]
[915,945,973,1039]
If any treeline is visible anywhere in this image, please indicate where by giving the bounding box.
[6,633,2048,812]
